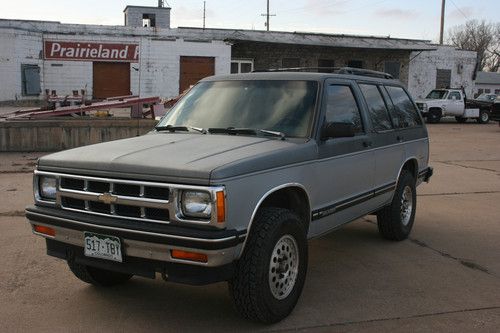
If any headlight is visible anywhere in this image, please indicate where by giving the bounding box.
[181,191,212,219]
[39,176,57,200]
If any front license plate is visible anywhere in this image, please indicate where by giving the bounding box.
[84,232,122,262]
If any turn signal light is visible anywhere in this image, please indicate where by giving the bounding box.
[33,225,56,237]
[216,191,225,223]
[171,249,208,263]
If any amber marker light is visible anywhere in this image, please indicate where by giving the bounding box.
[216,191,225,223]
[171,250,208,263]
[33,225,56,237]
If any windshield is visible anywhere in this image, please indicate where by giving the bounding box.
[158,80,318,138]
[476,93,496,101]
[426,90,447,99]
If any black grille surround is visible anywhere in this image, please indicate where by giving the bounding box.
[34,170,226,229]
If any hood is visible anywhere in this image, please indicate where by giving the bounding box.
[38,132,317,184]
[415,98,446,104]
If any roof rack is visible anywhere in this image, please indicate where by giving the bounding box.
[253,66,394,79]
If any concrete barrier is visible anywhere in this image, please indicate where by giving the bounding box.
[0,119,157,152]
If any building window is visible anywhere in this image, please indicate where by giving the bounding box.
[436,69,451,89]
[495,89,500,95]
[21,64,41,96]
[231,59,254,74]
[384,61,400,79]
[485,89,491,93]
[282,58,300,68]
[318,59,335,72]
[347,60,363,68]
[143,13,156,27]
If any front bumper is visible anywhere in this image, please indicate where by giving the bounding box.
[26,205,246,285]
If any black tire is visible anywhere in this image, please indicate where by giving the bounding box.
[455,116,467,123]
[377,170,416,241]
[477,110,490,124]
[229,207,308,324]
[426,109,442,123]
[68,261,133,287]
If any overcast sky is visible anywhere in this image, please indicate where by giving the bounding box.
[0,0,498,42]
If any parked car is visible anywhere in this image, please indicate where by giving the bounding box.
[415,89,491,123]
[26,69,433,323]
[490,96,500,123]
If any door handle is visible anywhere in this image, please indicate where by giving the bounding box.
[363,140,372,148]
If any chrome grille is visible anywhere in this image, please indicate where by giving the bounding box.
[57,174,171,224]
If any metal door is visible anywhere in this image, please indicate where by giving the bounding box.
[179,56,215,94]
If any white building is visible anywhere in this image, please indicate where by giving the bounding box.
[474,71,500,96]
[0,3,478,102]
[408,45,477,99]
[0,5,231,102]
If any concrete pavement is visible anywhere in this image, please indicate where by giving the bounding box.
[1,120,499,332]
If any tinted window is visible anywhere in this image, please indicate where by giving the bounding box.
[159,80,318,137]
[359,84,393,131]
[385,86,422,128]
[325,85,363,133]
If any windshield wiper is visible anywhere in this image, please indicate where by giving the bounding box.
[208,127,286,140]
[208,127,257,135]
[156,125,207,134]
[259,129,286,140]
[156,125,189,132]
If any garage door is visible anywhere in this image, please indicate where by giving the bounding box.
[179,56,215,94]
[93,62,131,99]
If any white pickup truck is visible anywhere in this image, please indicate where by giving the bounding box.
[415,89,491,124]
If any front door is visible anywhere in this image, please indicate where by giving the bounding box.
[309,79,375,237]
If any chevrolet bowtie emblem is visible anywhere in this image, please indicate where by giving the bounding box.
[98,192,118,205]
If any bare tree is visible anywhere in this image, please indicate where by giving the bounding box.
[447,20,500,72]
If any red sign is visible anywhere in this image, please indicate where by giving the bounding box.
[44,41,139,62]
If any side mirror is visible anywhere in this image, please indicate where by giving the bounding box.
[321,122,356,140]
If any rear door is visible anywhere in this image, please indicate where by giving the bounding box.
[309,79,376,237]
[357,83,403,206]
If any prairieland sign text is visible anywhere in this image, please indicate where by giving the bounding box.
[44,41,140,62]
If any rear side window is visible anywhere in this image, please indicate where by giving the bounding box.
[325,85,363,133]
[385,86,422,128]
[359,84,393,131]
[448,91,461,100]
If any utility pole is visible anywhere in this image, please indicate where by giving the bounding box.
[261,0,276,31]
[203,1,206,30]
[439,0,445,44]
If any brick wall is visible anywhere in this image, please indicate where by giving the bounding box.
[232,41,411,85]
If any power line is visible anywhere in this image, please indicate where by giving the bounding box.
[449,0,468,20]
[261,0,276,31]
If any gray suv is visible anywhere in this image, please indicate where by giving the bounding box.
[27,69,433,323]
